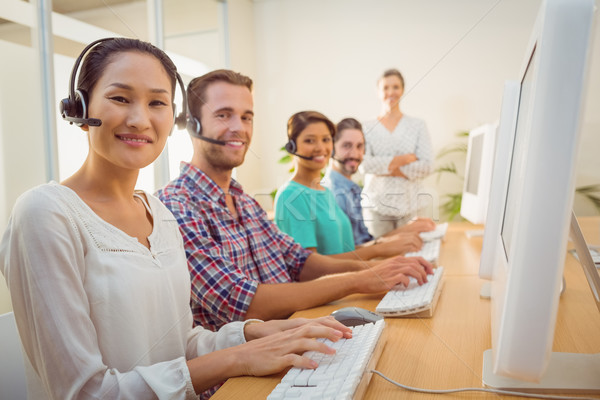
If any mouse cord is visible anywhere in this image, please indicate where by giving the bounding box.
[370,370,600,400]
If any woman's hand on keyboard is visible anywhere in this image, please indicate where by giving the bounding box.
[243,316,352,341]
[355,256,434,293]
[232,318,353,376]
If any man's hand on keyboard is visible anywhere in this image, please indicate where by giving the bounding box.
[404,217,436,232]
[374,232,423,256]
[233,319,353,376]
[355,255,434,293]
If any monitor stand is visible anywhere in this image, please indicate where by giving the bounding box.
[482,350,600,393]
[465,229,484,238]
[482,212,600,392]
[480,281,491,299]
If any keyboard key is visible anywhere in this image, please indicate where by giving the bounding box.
[267,319,386,400]
[419,222,448,241]
[376,267,444,316]
[405,239,441,262]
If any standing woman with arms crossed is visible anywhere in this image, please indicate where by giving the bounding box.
[361,69,435,238]
[0,38,350,400]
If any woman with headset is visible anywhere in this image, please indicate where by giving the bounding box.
[0,38,351,399]
[274,111,429,260]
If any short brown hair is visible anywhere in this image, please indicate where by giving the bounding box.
[380,68,405,88]
[287,111,335,144]
[335,118,363,144]
[187,69,253,118]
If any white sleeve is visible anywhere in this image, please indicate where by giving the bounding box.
[399,120,434,180]
[361,126,394,175]
[186,320,253,358]
[0,189,197,400]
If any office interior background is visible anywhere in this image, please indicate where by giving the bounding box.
[1,0,599,314]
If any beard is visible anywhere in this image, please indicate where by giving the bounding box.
[200,143,247,171]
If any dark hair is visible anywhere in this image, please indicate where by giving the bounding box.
[77,38,179,100]
[287,111,336,143]
[335,118,363,144]
[187,69,253,118]
[380,68,405,88]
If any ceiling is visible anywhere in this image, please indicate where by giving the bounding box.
[41,0,140,14]
[0,0,140,25]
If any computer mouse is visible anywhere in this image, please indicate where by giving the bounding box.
[330,307,383,327]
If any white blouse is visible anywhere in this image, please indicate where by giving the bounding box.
[361,116,434,217]
[0,182,249,399]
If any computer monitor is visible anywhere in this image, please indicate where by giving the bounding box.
[478,81,520,282]
[482,0,598,392]
[460,122,498,226]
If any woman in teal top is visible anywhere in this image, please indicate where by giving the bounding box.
[275,179,355,255]
[275,111,413,260]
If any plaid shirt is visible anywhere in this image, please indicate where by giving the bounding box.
[157,162,310,331]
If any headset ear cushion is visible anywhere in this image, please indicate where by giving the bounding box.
[59,97,74,119]
[186,116,202,138]
[75,89,89,120]
[285,139,296,154]
[172,104,187,133]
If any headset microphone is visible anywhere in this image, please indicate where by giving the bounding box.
[284,139,314,160]
[186,116,229,146]
[291,152,314,161]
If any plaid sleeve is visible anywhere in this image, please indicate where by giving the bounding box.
[248,197,309,282]
[262,217,309,281]
[162,196,259,331]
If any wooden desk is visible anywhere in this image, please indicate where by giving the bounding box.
[213,219,600,399]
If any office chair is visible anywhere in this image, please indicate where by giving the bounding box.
[0,312,27,399]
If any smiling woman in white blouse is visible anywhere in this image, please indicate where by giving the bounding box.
[0,37,351,400]
[361,69,435,238]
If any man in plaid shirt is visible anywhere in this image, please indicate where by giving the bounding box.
[157,70,432,331]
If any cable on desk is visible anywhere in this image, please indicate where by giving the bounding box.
[370,370,600,400]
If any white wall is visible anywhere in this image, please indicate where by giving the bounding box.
[247,0,543,207]
[0,40,47,314]
[244,0,600,217]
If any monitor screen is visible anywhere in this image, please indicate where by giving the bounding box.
[465,134,484,195]
[460,122,498,225]
[500,50,535,261]
[478,81,520,281]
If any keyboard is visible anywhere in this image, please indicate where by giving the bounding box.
[419,222,448,241]
[376,267,445,317]
[405,238,441,262]
[569,246,600,267]
[268,320,386,400]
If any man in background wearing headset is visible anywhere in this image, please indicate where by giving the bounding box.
[323,118,436,247]
[157,69,433,332]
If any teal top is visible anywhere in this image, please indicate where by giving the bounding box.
[274,180,355,255]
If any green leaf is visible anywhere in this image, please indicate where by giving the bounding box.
[435,143,468,159]
[440,193,463,221]
[278,154,292,164]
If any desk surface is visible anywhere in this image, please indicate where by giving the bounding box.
[213,219,600,399]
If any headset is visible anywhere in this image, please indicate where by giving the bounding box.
[284,137,340,161]
[284,138,314,160]
[186,113,229,146]
[59,37,187,132]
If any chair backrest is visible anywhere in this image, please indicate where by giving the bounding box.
[0,312,27,399]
